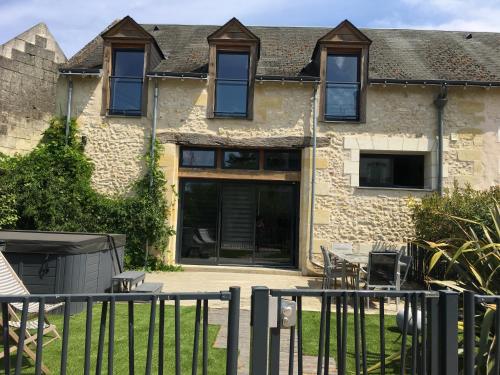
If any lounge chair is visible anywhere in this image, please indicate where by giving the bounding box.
[0,250,61,374]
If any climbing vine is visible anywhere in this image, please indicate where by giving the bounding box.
[0,117,176,270]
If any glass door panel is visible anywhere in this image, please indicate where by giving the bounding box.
[179,181,218,263]
[219,184,256,264]
[254,184,295,265]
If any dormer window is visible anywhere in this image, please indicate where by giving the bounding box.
[109,48,144,116]
[325,53,360,121]
[100,16,164,117]
[215,51,249,117]
[315,20,371,123]
[206,18,260,120]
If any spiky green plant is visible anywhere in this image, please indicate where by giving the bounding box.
[419,200,499,374]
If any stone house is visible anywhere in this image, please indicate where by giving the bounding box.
[55,16,499,274]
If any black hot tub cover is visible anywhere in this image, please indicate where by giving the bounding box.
[0,230,126,254]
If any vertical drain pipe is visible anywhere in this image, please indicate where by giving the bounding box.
[308,83,323,269]
[145,78,159,269]
[65,78,73,145]
[434,85,448,196]
[149,78,159,188]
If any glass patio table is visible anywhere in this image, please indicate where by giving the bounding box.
[329,250,369,289]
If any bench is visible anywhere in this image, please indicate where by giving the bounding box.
[112,271,163,293]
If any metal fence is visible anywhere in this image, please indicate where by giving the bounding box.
[1,288,240,375]
[1,287,499,375]
[249,287,500,375]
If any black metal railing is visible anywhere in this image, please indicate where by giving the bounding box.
[407,242,448,283]
[250,288,500,375]
[1,288,240,375]
[251,288,439,375]
[108,76,143,116]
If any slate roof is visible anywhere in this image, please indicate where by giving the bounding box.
[63,22,500,82]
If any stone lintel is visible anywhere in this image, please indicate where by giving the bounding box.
[158,132,331,149]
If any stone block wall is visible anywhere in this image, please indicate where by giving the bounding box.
[54,75,500,272]
[0,23,66,155]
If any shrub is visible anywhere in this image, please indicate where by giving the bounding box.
[0,118,175,269]
[411,184,500,243]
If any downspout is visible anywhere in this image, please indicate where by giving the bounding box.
[145,78,159,269]
[308,83,323,268]
[65,78,73,145]
[434,85,448,196]
[149,79,159,188]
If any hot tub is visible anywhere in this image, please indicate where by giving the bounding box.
[0,230,125,314]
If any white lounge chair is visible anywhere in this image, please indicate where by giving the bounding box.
[0,250,61,374]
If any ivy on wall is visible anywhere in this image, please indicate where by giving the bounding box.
[0,118,176,270]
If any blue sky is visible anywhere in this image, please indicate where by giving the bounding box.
[1,0,500,58]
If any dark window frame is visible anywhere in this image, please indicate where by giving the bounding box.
[109,48,145,116]
[222,149,260,170]
[359,153,426,189]
[180,147,217,169]
[263,150,301,171]
[324,52,361,122]
[214,51,250,118]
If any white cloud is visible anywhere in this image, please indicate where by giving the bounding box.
[375,0,500,32]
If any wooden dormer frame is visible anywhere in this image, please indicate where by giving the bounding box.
[100,16,164,116]
[206,18,260,120]
[314,20,371,123]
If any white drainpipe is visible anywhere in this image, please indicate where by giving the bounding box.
[308,83,323,269]
[65,79,73,145]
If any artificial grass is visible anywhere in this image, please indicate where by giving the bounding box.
[1,303,226,375]
[301,311,408,375]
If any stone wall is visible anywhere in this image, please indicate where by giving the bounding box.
[55,78,150,195]
[0,23,66,155]
[55,75,500,272]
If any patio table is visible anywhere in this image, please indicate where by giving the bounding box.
[329,250,369,289]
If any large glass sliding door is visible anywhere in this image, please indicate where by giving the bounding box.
[179,181,218,262]
[178,179,298,267]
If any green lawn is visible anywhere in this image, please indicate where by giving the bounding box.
[1,304,226,375]
[301,311,408,375]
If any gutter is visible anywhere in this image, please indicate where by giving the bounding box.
[308,83,323,269]
[370,78,500,88]
[59,68,102,77]
[434,86,448,196]
[65,79,73,145]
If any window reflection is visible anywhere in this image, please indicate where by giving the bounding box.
[109,49,144,116]
[180,148,216,168]
[223,150,259,170]
[325,54,360,121]
[215,52,249,117]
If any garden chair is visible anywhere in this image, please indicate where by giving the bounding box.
[0,250,61,374]
[320,245,354,289]
[363,251,401,306]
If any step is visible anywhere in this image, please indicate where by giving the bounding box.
[180,264,303,276]
[112,271,146,292]
[133,282,163,293]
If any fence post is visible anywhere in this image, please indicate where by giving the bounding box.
[463,291,475,375]
[438,290,459,375]
[250,286,270,375]
[426,296,439,375]
[226,287,240,375]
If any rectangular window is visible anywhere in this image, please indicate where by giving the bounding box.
[109,49,144,116]
[215,52,249,117]
[264,150,301,171]
[180,148,216,168]
[325,53,360,121]
[222,150,259,170]
[359,153,425,189]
